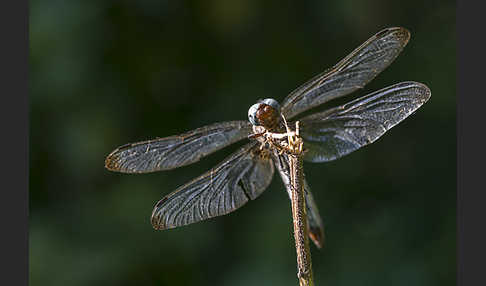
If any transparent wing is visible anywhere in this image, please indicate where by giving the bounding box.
[151,142,274,230]
[299,81,431,162]
[105,121,252,173]
[272,152,325,249]
[281,27,410,119]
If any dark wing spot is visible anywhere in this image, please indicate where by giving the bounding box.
[237,179,251,200]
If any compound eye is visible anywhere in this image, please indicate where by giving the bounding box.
[260,98,280,112]
[248,103,261,126]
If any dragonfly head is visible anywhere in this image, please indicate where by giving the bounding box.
[248,98,281,130]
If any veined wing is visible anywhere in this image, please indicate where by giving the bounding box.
[105,121,252,173]
[151,142,274,230]
[272,152,324,249]
[299,81,431,162]
[281,27,410,120]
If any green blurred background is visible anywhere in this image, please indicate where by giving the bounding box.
[29,0,455,285]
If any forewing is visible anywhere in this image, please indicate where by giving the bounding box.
[272,152,325,249]
[151,142,274,230]
[105,121,252,173]
[281,27,410,119]
[300,81,431,162]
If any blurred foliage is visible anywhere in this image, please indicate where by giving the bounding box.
[30,0,455,285]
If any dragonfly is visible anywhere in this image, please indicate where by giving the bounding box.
[105,27,431,250]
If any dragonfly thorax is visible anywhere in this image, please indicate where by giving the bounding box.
[248,98,282,131]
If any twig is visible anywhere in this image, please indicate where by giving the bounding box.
[287,127,315,286]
